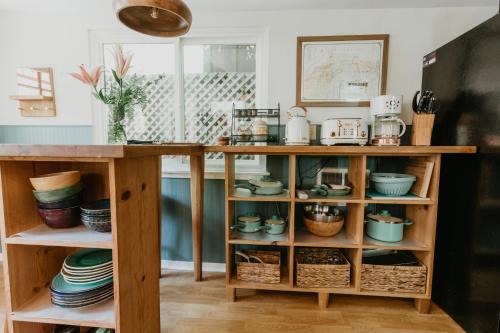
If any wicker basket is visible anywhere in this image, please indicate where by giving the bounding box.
[236,250,281,284]
[296,248,350,288]
[361,262,427,294]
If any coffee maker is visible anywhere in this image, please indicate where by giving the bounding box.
[370,95,406,146]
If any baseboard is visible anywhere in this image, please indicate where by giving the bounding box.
[161,260,226,272]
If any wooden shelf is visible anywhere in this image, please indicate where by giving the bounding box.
[295,194,363,204]
[11,288,115,328]
[224,149,447,312]
[364,197,434,205]
[229,229,290,246]
[229,189,291,202]
[362,235,430,251]
[357,289,429,299]
[9,95,53,101]
[294,229,358,248]
[293,284,357,294]
[5,224,113,249]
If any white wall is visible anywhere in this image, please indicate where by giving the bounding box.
[0,2,497,127]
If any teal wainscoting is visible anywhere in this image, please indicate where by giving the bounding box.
[162,178,225,263]
[0,125,93,144]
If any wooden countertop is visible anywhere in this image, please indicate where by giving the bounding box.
[0,144,476,160]
[203,145,477,155]
[0,144,203,160]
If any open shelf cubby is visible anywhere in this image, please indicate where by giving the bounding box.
[0,156,162,332]
[223,152,441,313]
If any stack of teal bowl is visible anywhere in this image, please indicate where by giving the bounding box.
[51,248,113,308]
[81,199,112,233]
[30,171,84,228]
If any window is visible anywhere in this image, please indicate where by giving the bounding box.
[91,29,268,174]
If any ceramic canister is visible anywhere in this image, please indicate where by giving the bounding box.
[264,215,285,235]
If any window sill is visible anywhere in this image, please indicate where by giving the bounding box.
[162,170,269,180]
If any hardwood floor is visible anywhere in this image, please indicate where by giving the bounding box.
[159,271,464,333]
[0,270,465,332]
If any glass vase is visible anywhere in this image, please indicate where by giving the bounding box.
[107,105,128,144]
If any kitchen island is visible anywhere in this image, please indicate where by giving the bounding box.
[0,144,203,333]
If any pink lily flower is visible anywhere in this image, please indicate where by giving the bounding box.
[113,44,133,79]
[69,65,102,87]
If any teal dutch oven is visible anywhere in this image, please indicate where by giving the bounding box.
[264,215,286,235]
[365,210,413,242]
[231,213,262,233]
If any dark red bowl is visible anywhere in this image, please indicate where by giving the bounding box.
[38,205,82,229]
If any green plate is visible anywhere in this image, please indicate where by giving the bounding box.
[64,249,112,270]
[51,273,113,294]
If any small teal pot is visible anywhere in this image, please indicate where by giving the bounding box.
[231,213,262,233]
[264,216,286,235]
[365,212,413,243]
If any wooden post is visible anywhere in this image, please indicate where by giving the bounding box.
[318,292,330,309]
[190,153,205,281]
[110,156,161,333]
[227,287,236,302]
[414,298,432,313]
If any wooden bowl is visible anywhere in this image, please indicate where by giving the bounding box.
[304,216,344,237]
[30,171,81,191]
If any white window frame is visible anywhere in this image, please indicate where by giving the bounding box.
[89,27,269,178]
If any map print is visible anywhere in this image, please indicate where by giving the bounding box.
[301,41,383,102]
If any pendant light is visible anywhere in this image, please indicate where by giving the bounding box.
[113,0,192,37]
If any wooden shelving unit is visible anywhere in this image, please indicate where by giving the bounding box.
[220,147,474,313]
[0,152,163,332]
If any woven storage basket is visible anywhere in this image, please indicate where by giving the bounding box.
[296,248,350,288]
[361,262,427,294]
[236,250,281,284]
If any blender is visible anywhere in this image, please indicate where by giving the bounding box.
[370,95,406,146]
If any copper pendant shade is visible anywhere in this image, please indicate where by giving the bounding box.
[113,0,192,37]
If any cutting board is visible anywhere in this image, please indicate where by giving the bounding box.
[405,158,434,198]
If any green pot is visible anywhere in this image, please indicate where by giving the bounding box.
[264,216,285,235]
[33,182,84,203]
[365,210,413,242]
[231,213,262,233]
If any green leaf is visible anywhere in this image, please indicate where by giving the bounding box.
[111,69,121,84]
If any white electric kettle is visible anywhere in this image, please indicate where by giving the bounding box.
[285,106,310,145]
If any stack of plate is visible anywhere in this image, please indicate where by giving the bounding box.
[81,199,111,233]
[51,249,113,308]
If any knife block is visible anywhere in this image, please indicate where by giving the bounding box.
[411,113,435,146]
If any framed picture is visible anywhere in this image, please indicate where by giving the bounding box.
[296,34,389,107]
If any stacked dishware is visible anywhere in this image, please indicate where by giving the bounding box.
[81,199,111,232]
[30,171,84,228]
[51,249,113,308]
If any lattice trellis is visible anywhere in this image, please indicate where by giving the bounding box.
[110,72,256,161]
[124,75,176,142]
[184,72,256,160]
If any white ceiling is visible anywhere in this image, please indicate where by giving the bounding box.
[0,0,497,12]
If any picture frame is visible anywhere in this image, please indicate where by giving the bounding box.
[296,34,389,107]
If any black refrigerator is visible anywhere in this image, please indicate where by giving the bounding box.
[421,13,500,333]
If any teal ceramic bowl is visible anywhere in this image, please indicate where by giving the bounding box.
[33,182,84,203]
[370,173,416,196]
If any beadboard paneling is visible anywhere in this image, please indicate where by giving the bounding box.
[0,125,93,144]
